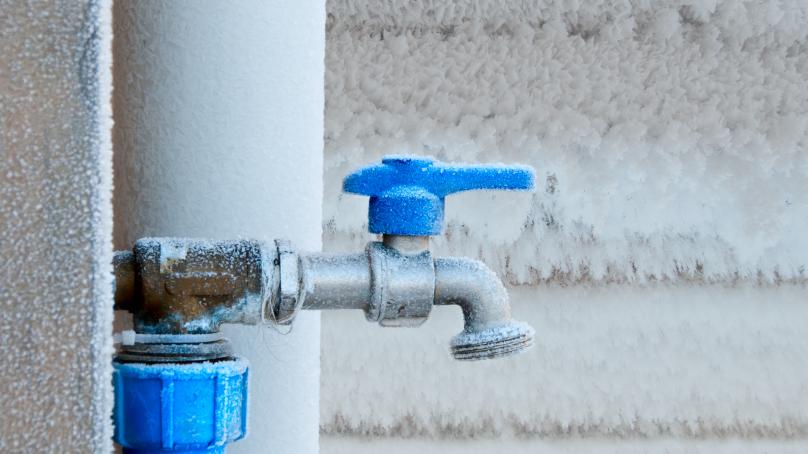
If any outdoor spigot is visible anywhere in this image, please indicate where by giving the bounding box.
[112,157,538,361]
[110,156,538,453]
[343,155,537,360]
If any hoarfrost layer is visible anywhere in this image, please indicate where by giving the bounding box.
[322,285,808,438]
[324,0,808,283]
[0,0,114,451]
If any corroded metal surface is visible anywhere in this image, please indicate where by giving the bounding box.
[116,238,275,334]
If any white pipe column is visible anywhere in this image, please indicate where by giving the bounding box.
[112,2,324,453]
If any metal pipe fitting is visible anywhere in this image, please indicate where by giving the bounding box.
[365,241,434,327]
[295,241,435,327]
[289,240,533,359]
[114,238,274,334]
[113,237,534,361]
[434,257,535,360]
[299,252,370,311]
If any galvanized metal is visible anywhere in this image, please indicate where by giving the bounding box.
[434,257,535,360]
[299,252,370,311]
[113,236,534,361]
[366,241,435,327]
[295,240,435,327]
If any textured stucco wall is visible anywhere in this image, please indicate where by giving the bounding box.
[321,0,808,448]
[0,0,113,452]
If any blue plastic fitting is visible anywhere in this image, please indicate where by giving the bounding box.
[343,155,536,236]
[113,359,248,453]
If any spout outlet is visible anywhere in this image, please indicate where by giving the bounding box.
[434,257,534,360]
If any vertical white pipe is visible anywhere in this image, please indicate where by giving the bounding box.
[113,2,324,453]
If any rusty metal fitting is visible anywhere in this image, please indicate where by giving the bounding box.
[114,238,273,334]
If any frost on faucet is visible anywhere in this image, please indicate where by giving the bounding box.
[110,156,536,452]
[113,155,537,361]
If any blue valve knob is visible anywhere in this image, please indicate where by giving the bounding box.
[343,155,535,236]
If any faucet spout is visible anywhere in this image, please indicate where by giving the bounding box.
[292,243,534,360]
[434,257,534,360]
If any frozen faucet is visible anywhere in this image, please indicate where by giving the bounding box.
[111,156,535,451]
[339,155,536,359]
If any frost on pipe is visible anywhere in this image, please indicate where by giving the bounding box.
[434,257,534,360]
[114,238,272,334]
[113,237,534,361]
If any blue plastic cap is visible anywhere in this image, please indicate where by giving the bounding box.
[343,155,536,236]
[113,359,248,453]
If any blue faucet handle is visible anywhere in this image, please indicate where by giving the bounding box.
[343,155,536,236]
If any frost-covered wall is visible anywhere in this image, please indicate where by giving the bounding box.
[325,0,808,283]
[321,0,808,446]
[0,0,113,452]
